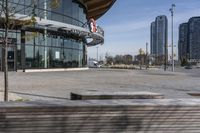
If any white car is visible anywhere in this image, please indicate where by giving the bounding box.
[88,61,102,68]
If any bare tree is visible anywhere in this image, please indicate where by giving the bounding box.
[0,0,60,101]
[0,0,38,101]
[105,52,114,65]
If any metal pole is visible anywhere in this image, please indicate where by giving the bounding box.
[146,42,148,69]
[139,48,142,70]
[44,0,47,68]
[170,4,175,71]
[164,43,167,71]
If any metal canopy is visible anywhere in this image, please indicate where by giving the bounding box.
[79,0,116,20]
[20,15,104,46]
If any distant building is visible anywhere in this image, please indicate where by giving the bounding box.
[150,15,168,65]
[155,15,168,56]
[188,17,200,61]
[178,23,188,63]
[150,22,156,55]
[178,17,200,64]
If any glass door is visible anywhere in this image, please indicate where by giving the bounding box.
[7,46,17,71]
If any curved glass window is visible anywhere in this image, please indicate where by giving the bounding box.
[10,0,87,27]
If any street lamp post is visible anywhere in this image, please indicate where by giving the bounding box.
[139,48,142,70]
[44,0,48,68]
[170,4,175,72]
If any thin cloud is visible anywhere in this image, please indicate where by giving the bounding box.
[174,8,200,24]
[104,20,151,34]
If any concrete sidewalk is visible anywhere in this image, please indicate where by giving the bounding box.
[0,69,200,101]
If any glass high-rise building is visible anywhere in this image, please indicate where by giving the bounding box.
[178,23,188,62]
[155,15,168,56]
[178,17,200,63]
[150,22,156,55]
[0,0,116,71]
[188,17,200,60]
[150,15,168,64]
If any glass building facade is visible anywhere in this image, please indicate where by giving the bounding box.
[150,15,168,65]
[0,0,91,71]
[10,0,87,27]
[178,17,200,63]
[155,15,168,56]
[24,31,85,69]
[188,17,200,60]
[150,22,156,55]
[178,23,188,62]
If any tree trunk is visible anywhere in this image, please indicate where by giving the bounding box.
[4,0,9,101]
[4,37,8,101]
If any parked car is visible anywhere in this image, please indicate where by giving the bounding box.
[196,63,200,68]
[88,61,102,68]
[185,65,193,69]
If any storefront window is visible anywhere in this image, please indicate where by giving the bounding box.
[5,1,87,70]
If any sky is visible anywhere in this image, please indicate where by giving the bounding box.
[87,0,200,60]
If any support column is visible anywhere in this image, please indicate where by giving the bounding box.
[84,44,87,67]
[1,47,5,71]
[21,30,26,72]
[14,45,17,71]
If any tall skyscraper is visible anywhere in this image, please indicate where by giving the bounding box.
[150,22,156,55]
[155,15,168,56]
[178,17,200,64]
[188,17,200,60]
[178,23,188,62]
[150,15,168,64]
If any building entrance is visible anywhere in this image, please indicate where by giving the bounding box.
[0,38,17,71]
[7,47,17,71]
